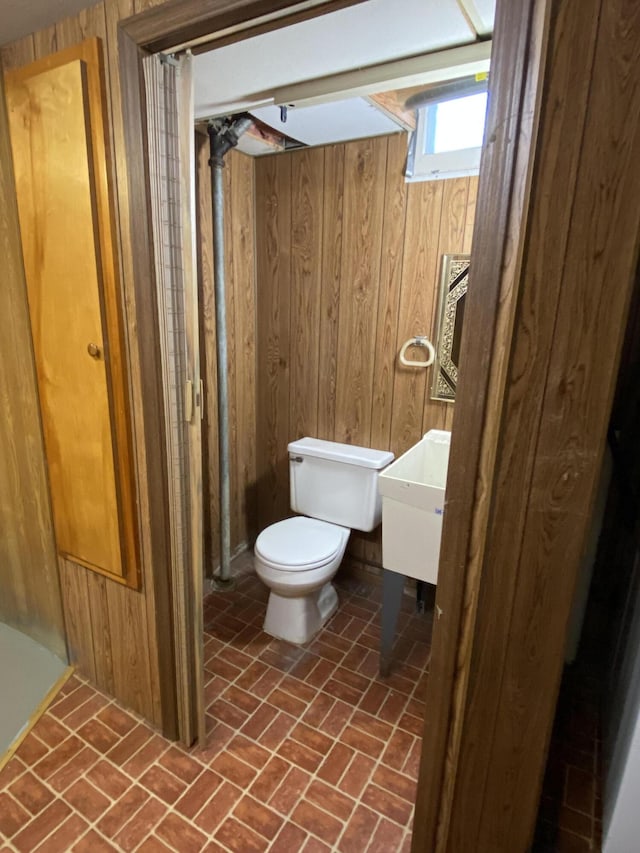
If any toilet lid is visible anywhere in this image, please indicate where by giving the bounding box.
[255,517,348,569]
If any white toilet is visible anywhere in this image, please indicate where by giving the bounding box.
[254,437,394,644]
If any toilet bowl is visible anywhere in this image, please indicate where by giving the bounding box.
[254,516,349,644]
[253,437,394,645]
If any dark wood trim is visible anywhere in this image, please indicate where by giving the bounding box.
[414,0,640,849]
[121,0,364,54]
[117,26,177,739]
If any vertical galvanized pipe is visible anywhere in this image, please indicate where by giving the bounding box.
[210,155,232,584]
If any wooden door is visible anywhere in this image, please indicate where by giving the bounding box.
[5,40,139,588]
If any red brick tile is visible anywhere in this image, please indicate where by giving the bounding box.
[291,722,334,755]
[269,821,308,852]
[357,650,379,679]
[302,692,334,727]
[139,765,187,805]
[33,735,83,780]
[382,729,416,773]
[277,738,323,774]
[235,660,269,691]
[72,828,118,851]
[113,796,167,852]
[9,771,55,815]
[317,742,355,786]
[32,715,69,748]
[340,725,384,758]
[291,800,343,846]
[205,655,243,682]
[16,734,48,765]
[341,617,371,642]
[405,697,426,719]
[12,798,71,852]
[241,702,279,740]
[373,764,417,803]
[309,640,345,664]
[0,792,29,837]
[107,724,153,766]
[48,746,100,793]
[223,647,254,671]
[204,675,227,707]
[306,779,355,821]
[155,811,208,852]
[358,682,389,715]
[208,698,249,729]
[378,691,409,726]
[362,782,413,825]
[398,711,424,736]
[0,756,25,787]
[267,687,307,717]
[324,678,364,706]
[210,751,257,788]
[198,719,235,757]
[234,795,284,840]
[350,709,394,742]
[136,837,174,853]
[340,644,368,673]
[270,767,311,815]
[336,803,379,852]
[252,666,285,699]
[339,753,376,799]
[63,693,110,730]
[301,837,333,852]
[220,684,261,715]
[33,813,89,852]
[305,658,336,689]
[215,817,268,853]
[385,671,418,696]
[250,756,291,802]
[175,769,222,820]
[50,685,95,721]
[64,777,111,821]
[96,704,137,737]
[86,759,131,800]
[564,766,595,815]
[194,781,242,834]
[318,699,352,737]
[367,816,405,852]
[403,737,423,779]
[122,734,168,778]
[290,652,322,681]
[279,675,318,704]
[226,734,271,769]
[77,719,120,753]
[258,711,297,750]
[156,745,201,784]
[97,785,149,837]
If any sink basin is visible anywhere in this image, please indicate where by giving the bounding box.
[378,429,451,584]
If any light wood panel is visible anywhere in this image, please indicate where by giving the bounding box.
[7,58,124,578]
[195,143,258,571]
[2,6,174,731]
[0,61,66,661]
[255,134,478,565]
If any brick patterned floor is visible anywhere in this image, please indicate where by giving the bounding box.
[0,553,432,852]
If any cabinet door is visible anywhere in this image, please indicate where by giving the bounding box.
[5,40,139,587]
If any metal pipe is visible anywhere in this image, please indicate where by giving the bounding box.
[207,115,253,587]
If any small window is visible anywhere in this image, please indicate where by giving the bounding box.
[406,81,488,182]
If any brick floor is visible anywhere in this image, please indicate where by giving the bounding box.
[0,553,431,851]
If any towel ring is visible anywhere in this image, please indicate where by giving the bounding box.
[399,336,435,368]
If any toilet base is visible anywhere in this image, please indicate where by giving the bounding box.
[263,582,338,645]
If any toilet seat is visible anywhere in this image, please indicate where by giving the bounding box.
[255,516,349,572]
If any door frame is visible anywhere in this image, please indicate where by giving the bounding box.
[116,0,640,849]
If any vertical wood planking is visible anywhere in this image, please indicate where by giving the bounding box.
[289,147,324,440]
[317,144,345,440]
[58,560,96,680]
[391,179,444,455]
[256,153,291,528]
[335,136,387,446]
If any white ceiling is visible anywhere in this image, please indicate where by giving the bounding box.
[194,0,484,120]
[0,0,93,46]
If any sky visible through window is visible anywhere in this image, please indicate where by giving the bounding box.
[430,91,488,153]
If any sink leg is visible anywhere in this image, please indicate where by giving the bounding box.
[380,569,405,677]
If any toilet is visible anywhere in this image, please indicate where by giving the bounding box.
[254,437,394,644]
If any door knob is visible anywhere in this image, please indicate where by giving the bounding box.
[87,342,101,359]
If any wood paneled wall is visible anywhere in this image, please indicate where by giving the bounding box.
[195,139,258,570]
[1,0,176,731]
[0,74,67,661]
[255,133,477,565]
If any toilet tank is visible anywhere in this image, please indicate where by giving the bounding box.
[288,438,394,532]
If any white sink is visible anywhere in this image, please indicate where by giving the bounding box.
[378,429,451,584]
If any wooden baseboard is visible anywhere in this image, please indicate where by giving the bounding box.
[0,665,74,773]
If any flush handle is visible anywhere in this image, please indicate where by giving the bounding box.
[290,456,304,463]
